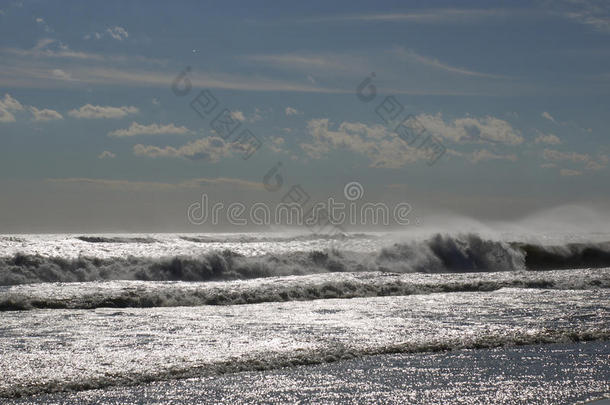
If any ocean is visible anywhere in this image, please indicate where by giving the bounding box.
[0,231,609,404]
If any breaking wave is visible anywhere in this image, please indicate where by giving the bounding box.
[76,236,158,244]
[178,232,375,244]
[1,269,608,311]
[1,233,610,286]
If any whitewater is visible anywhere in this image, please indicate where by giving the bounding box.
[0,231,609,403]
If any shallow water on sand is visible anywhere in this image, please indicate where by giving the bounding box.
[6,342,609,404]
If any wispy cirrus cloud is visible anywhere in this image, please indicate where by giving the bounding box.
[0,62,345,93]
[47,177,264,191]
[391,48,510,79]
[551,0,610,33]
[302,8,520,23]
[4,38,105,61]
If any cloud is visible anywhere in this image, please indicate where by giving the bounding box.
[468,149,518,163]
[133,136,235,162]
[560,169,583,176]
[47,177,264,191]
[299,116,524,167]
[541,111,556,123]
[106,26,129,41]
[285,107,301,116]
[543,148,592,164]
[0,109,15,123]
[35,17,52,32]
[392,48,509,79]
[85,26,129,41]
[542,148,607,172]
[51,69,74,81]
[448,148,518,163]
[4,38,104,61]
[1,93,64,123]
[414,113,524,145]
[0,93,24,122]
[0,94,24,111]
[555,0,610,33]
[304,8,515,23]
[268,136,288,153]
[29,106,63,121]
[189,177,264,190]
[0,63,344,93]
[230,109,264,122]
[230,110,246,121]
[244,53,349,71]
[68,104,138,119]
[534,132,561,145]
[300,119,426,168]
[98,151,116,159]
[108,122,190,137]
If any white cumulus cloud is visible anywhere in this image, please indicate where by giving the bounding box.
[29,106,63,121]
[414,113,524,145]
[98,151,116,159]
[0,94,24,123]
[134,136,235,162]
[534,132,561,145]
[108,122,190,137]
[285,107,301,116]
[68,104,138,119]
[541,111,556,123]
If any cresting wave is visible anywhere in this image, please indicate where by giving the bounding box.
[76,236,158,244]
[1,234,610,286]
[178,233,375,244]
[1,327,608,399]
[0,269,608,310]
[72,233,373,245]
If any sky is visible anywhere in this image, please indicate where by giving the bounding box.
[0,0,609,232]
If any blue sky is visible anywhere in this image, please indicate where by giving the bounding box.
[0,0,609,231]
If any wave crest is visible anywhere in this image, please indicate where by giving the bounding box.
[1,233,610,286]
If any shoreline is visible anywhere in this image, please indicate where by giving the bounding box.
[6,341,609,404]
